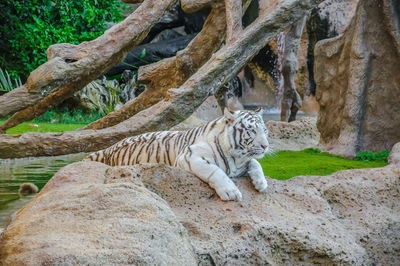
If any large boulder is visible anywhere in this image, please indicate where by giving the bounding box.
[1,144,400,265]
[314,0,400,157]
[0,162,197,265]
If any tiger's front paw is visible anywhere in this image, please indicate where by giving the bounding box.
[253,177,268,192]
[215,184,242,201]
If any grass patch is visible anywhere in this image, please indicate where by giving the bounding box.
[4,122,86,134]
[1,109,103,134]
[258,148,387,180]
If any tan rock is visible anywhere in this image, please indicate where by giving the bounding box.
[315,0,400,157]
[389,142,400,165]
[0,162,197,266]
[317,0,359,35]
[267,116,320,151]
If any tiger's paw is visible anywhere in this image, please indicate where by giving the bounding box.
[216,185,242,201]
[253,177,268,193]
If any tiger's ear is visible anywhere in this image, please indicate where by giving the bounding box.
[254,107,263,115]
[224,107,236,123]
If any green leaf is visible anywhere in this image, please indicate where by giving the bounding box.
[139,48,147,59]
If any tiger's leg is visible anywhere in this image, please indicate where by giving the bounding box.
[247,159,268,192]
[176,152,242,201]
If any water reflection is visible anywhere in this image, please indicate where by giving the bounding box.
[0,153,87,231]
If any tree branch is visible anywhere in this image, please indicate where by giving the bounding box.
[225,0,243,43]
[85,0,253,130]
[280,15,307,122]
[180,0,214,13]
[83,2,227,130]
[0,0,323,159]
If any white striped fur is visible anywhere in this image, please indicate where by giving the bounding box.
[86,108,270,201]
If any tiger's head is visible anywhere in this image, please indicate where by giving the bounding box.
[224,108,270,159]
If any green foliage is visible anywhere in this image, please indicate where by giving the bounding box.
[355,150,390,163]
[33,109,103,124]
[0,0,129,78]
[0,68,22,92]
[258,149,387,180]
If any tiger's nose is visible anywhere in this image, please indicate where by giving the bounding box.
[261,145,268,150]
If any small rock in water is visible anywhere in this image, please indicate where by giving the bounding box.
[19,183,39,195]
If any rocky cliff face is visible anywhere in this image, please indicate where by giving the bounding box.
[315,0,400,157]
[1,144,399,265]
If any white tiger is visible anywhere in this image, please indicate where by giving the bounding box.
[86,108,270,201]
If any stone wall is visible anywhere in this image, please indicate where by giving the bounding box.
[315,0,400,156]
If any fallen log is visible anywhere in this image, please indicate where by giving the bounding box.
[0,0,323,159]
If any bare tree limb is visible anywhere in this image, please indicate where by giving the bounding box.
[280,15,307,122]
[180,0,214,13]
[84,0,253,130]
[83,2,227,130]
[0,0,323,159]
[225,0,243,43]
[0,0,177,122]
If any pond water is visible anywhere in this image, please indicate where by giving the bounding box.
[0,153,87,232]
[260,108,318,122]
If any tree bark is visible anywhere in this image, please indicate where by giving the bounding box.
[0,0,323,159]
[280,15,307,122]
[0,0,177,121]
[180,0,214,13]
[225,0,243,44]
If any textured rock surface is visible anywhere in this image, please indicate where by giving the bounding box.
[315,0,400,157]
[317,0,359,35]
[1,143,399,265]
[0,162,197,266]
[267,116,320,151]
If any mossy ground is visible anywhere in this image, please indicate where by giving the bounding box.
[258,149,387,180]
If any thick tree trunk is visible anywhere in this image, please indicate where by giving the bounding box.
[280,15,307,122]
[0,0,323,159]
[0,0,177,124]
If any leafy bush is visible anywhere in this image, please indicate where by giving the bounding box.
[355,150,390,163]
[33,109,103,124]
[0,0,128,78]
